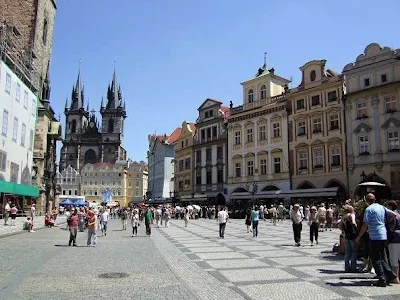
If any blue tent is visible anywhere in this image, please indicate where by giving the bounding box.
[60,199,73,206]
[74,199,86,206]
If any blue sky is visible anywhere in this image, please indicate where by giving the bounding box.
[51,0,400,162]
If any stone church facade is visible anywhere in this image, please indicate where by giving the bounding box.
[59,70,127,172]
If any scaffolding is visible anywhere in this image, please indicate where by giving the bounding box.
[0,20,38,93]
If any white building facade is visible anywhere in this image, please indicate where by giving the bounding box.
[0,60,38,197]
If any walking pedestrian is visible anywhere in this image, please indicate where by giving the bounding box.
[144,207,153,236]
[3,201,11,225]
[100,208,109,236]
[217,207,229,239]
[9,204,18,226]
[245,208,252,233]
[131,209,139,237]
[67,209,79,247]
[87,211,97,247]
[308,206,319,246]
[291,203,303,246]
[251,206,260,237]
[121,208,128,230]
[339,205,358,272]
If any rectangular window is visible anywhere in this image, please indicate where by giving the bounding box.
[235,162,241,177]
[206,148,212,161]
[388,131,399,151]
[0,151,6,171]
[234,131,241,145]
[298,121,306,136]
[21,123,26,147]
[313,149,323,167]
[5,73,11,94]
[246,128,253,143]
[359,135,369,154]
[201,129,205,141]
[12,117,18,142]
[16,84,21,102]
[217,146,223,159]
[212,126,217,138]
[274,158,281,173]
[299,152,308,169]
[217,169,223,183]
[181,141,184,148]
[311,95,320,106]
[206,128,211,140]
[196,150,202,163]
[313,117,322,133]
[258,125,266,140]
[260,159,267,175]
[331,148,341,166]
[381,74,387,83]
[184,158,191,170]
[296,99,305,109]
[385,95,397,113]
[23,91,28,109]
[185,139,188,147]
[357,102,367,118]
[327,91,337,102]
[10,162,19,182]
[247,160,254,176]
[206,171,212,184]
[364,78,370,87]
[2,110,8,136]
[178,160,184,172]
[330,114,339,130]
[273,123,280,138]
[196,173,201,185]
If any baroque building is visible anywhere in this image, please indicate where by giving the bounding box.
[59,70,127,172]
[227,61,291,206]
[147,128,180,199]
[56,166,80,196]
[287,60,347,200]
[126,161,148,202]
[192,99,230,205]
[173,122,196,201]
[343,43,400,200]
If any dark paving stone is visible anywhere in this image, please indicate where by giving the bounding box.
[208,270,230,283]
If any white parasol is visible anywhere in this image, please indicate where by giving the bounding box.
[358,182,385,186]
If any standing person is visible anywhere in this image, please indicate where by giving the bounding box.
[338,205,358,272]
[245,208,252,233]
[386,200,400,283]
[291,204,303,246]
[68,209,79,247]
[164,207,171,228]
[259,204,265,220]
[100,208,109,236]
[308,206,319,246]
[326,205,334,231]
[277,203,284,221]
[3,201,11,225]
[131,209,139,237]
[144,207,153,237]
[317,203,326,232]
[217,207,229,239]
[183,208,190,227]
[251,206,260,237]
[30,203,36,231]
[121,208,128,230]
[9,204,18,226]
[87,211,97,247]
[270,205,277,226]
[355,194,397,287]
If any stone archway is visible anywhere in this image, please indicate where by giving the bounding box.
[262,185,279,191]
[216,193,226,206]
[232,187,248,193]
[355,173,392,201]
[84,149,97,164]
[297,181,315,189]
[324,179,347,200]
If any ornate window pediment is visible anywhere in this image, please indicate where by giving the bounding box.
[311,139,324,146]
[232,154,242,160]
[381,117,400,129]
[353,123,372,134]
[327,137,343,144]
[295,142,308,149]
[244,152,255,158]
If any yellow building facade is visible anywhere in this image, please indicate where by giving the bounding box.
[343,43,400,199]
[80,161,128,206]
[227,63,291,203]
[126,161,148,202]
[288,60,347,199]
[173,121,196,200]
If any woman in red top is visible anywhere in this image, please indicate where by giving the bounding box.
[10,204,18,226]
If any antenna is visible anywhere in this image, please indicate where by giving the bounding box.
[290,76,293,88]
[263,52,267,67]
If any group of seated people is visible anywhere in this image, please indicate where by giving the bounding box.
[44,214,55,227]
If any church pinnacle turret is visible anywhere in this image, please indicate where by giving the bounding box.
[106,69,122,109]
[70,69,85,110]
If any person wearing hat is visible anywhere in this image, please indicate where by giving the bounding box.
[291,203,303,246]
[308,206,319,246]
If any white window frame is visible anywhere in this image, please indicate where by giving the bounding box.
[313,148,323,167]
[273,157,281,173]
[388,130,399,151]
[385,95,397,113]
[356,102,367,118]
[273,122,280,138]
[358,135,369,154]
[247,160,254,176]
[31,98,36,116]
[16,83,21,102]
[330,114,339,130]
[298,121,306,135]
[299,152,308,169]
[21,123,26,147]
[260,158,267,175]
[260,85,266,99]
[0,150,6,171]
[2,110,8,136]
[246,128,253,143]
[248,89,254,103]
[235,162,241,177]
[258,125,266,140]
[23,91,28,109]
[5,73,11,94]
[12,117,18,142]
[331,148,341,166]
[234,131,241,145]
[312,117,322,133]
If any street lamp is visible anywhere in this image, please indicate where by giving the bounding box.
[360,171,366,183]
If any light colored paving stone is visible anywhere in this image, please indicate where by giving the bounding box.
[273,256,332,266]
[220,268,296,282]
[206,258,270,269]
[235,245,277,251]
[250,249,303,258]
[196,252,249,260]
[188,246,234,253]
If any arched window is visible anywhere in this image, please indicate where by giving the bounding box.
[108,119,114,133]
[260,85,266,99]
[68,154,73,161]
[248,89,254,103]
[71,119,77,133]
[84,149,97,164]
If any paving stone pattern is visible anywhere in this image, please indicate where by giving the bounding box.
[152,218,400,300]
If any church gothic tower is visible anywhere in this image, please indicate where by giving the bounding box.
[60,69,127,172]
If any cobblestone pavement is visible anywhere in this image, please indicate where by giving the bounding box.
[153,218,400,300]
[1,217,399,300]
[0,216,66,238]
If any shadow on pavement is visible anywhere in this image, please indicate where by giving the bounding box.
[318,268,347,274]
[326,280,374,287]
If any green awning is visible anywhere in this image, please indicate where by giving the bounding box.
[0,180,39,197]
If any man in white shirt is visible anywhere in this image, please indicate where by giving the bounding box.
[100,209,109,236]
[4,201,11,225]
[217,207,229,239]
[291,204,303,246]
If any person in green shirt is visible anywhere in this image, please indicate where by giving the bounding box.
[144,208,153,236]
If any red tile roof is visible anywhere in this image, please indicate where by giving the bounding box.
[220,106,231,120]
[166,127,182,144]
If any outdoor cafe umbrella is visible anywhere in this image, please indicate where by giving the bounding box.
[59,199,73,206]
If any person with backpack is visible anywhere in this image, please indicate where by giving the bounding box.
[386,200,400,284]
[338,205,358,272]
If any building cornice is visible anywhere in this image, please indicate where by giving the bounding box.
[289,77,343,98]
[228,104,287,124]
[344,80,400,98]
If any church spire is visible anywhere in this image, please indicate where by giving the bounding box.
[106,67,122,109]
[70,63,84,110]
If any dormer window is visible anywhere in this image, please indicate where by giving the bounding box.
[248,89,254,103]
[364,78,370,87]
[204,110,214,118]
[260,85,266,99]
[310,70,316,82]
[381,74,387,83]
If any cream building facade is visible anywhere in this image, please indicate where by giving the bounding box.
[126,161,148,202]
[227,63,291,204]
[173,121,196,201]
[288,60,347,200]
[343,43,400,200]
[80,161,128,206]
